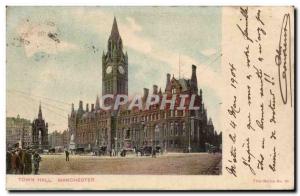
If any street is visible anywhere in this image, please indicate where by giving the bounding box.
[39,153,222,175]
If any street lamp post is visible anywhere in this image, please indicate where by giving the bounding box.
[143,122,146,146]
[188,112,192,153]
[113,108,120,156]
[154,124,160,147]
[140,120,144,148]
[114,137,117,156]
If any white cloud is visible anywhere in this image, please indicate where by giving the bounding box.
[201,48,217,56]
[70,9,153,54]
[126,17,142,32]
[111,16,152,54]
[16,21,79,57]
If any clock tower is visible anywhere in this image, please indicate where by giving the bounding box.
[102,17,128,96]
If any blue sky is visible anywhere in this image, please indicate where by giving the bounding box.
[6,6,222,132]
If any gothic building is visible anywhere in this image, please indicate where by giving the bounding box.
[68,17,221,153]
[32,103,49,150]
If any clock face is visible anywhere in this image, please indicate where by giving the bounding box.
[106,66,112,74]
[118,66,125,74]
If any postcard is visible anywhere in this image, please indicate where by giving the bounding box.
[6,6,294,190]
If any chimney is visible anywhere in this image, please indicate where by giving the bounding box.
[86,104,89,112]
[153,85,158,94]
[167,73,171,85]
[79,100,83,111]
[91,104,95,112]
[192,64,197,73]
[165,73,171,92]
[191,64,198,93]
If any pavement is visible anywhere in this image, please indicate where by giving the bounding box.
[39,152,222,175]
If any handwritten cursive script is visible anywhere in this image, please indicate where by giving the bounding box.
[275,14,292,107]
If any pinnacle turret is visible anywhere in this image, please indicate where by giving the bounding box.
[38,102,43,120]
[95,95,100,110]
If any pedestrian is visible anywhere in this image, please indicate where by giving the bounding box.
[18,149,25,174]
[15,149,23,174]
[65,150,70,161]
[33,151,41,175]
[24,149,32,174]
[6,150,12,174]
[11,150,18,174]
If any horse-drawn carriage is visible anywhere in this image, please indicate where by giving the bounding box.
[135,146,161,156]
[91,146,107,156]
[207,145,219,154]
[74,147,85,154]
[49,148,55,153]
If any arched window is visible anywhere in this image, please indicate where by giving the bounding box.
[145,126,148,137]
[172,88,176,94]
[175,122,178,136]
[126,129,130,139]
[170,122,174,136]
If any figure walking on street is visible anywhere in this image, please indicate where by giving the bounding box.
[65,150,70,161]
[152,147,156,158]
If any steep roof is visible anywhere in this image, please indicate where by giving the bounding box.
[178,78,191,92]
[109,17,121,42]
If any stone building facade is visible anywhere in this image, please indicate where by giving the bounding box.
[6,115,32,148]
[48,131,63,148]
[68,17,221,153]
[62,130,70,149]
[48,130,70,149]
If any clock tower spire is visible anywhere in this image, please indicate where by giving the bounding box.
[102,17,128,96]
